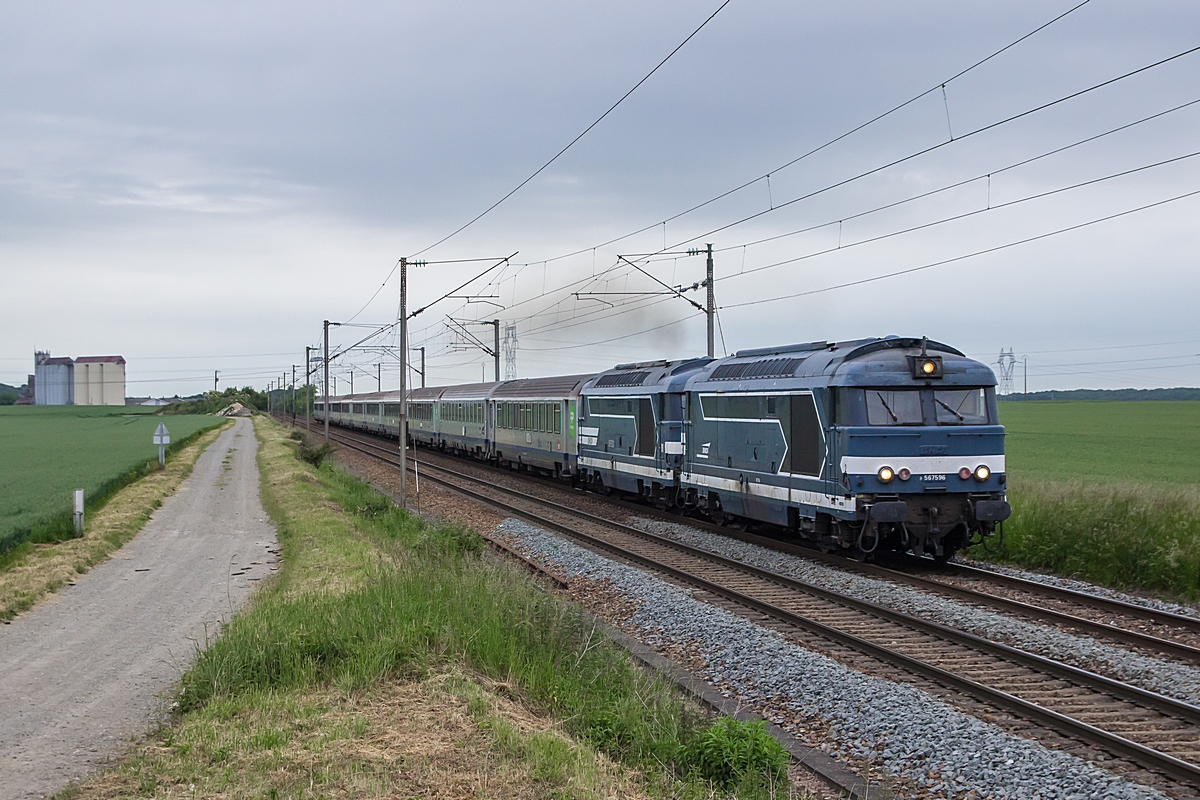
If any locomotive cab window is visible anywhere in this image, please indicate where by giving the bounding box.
[934,388,989,425]
[866,390,922,425]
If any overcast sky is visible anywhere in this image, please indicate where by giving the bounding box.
[2,0,1198,396]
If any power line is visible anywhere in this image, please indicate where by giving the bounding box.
[661,43,1200,253]
[519,0,1095,269]
[721,187,1200,310]
[713,148,1200,283]
[428,85,1200,346]
[356,0,1088,332]
[990,338,1200,357]
[409,0,732,258]
[715,95,1200,255]
[1028,361,1200,378]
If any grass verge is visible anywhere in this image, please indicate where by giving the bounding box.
[65,416,795,799]
[967,477,1200,602]
[0,421,231,621]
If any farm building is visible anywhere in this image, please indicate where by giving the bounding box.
[33,351,127,406]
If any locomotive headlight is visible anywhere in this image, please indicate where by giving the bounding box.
[897,468,911,481]
[877,466,895,483]
[958,467,972,480]
[974,465,991,482]
[910,355,944,379]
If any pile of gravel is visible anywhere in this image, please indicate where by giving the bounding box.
[498,518,1167,800]
[953,557,1200,621]
[625,516,1200,706]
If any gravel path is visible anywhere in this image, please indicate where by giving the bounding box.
[626,516,1200,706]
[499,517,1166,800]
[953,557,1200,620]
[0,418,277,800]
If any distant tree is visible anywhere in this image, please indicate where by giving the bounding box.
[162,386,268,415]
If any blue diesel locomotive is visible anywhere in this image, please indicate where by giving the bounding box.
[314,336,1010,560]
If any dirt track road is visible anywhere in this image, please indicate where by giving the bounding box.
[0,417,276,800]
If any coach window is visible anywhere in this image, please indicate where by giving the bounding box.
[552,403,561,434]
[865,389,922,426]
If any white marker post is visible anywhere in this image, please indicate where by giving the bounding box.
[73,489,84,534]
[153,422,171,467]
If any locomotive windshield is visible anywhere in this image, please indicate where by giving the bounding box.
[859,387,992,425]
[934,388,989,424]
[866,390,922,425]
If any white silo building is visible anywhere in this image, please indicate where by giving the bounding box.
[74,356,126,405]
[33,352,127,406]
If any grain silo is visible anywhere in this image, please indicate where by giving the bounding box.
[33,351,75,405]
[73,356,126,406]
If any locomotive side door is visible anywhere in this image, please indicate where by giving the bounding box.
[823,388,843,500]
[658,393,686,472]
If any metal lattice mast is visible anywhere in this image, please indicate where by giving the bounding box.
[502,324,518,381]
[996,348,1017,395]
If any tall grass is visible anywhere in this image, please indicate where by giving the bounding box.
[186,427,787,794]
[968,477,1200,601]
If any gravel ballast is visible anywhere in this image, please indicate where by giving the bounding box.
[625,516,1200,706]
[498,517,1166,800]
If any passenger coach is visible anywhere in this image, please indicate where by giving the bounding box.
[492,375,591,475]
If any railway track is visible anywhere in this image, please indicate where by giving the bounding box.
[300,418,1200,790]
[291,415,1200,661]
[610,499,1200,664]
[352,418,1200,664]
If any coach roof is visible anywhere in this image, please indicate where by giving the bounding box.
[491,374,593,398]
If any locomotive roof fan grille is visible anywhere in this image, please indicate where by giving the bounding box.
[709,357,803,382]
[595,370,651,388]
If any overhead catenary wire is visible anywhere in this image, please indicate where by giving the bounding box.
[721,187,1200,310]
[352,7,1190,381]
[501,51,1200,350]
[714,95,1200,255]
[345,0,1090,331]
[658,43,1200,254]
[427,81,1200,348]
[517,0,1097,269]
[407,0,732,259]
[712,148,1200,283]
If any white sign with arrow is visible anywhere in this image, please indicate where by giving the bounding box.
[153,422,170,466]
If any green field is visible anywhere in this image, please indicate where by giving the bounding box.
[0,406,226,550]
[999,401,1200,485]
[978,401,1200,600]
